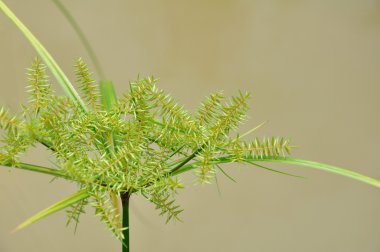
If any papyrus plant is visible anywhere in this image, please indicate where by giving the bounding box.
[0,1,379,252]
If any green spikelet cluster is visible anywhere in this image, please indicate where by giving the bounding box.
[195,91,224,126]
[66,198,87,232]
[0,107,33,166]
[228,136,293,161]
[92,192,124,239]
[0,58,293,240]
[0,107,19,132]
[26,58,52,115]
[74,58,100,110]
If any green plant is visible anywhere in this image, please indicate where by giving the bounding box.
[0,1,379,252]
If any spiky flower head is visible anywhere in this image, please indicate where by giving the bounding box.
[1,58,294,240]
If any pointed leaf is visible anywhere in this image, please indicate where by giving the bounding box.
[51,0,105,79]
[216,164,237,182]
[0,162,68,179]
[16,162,67,179]
[14,190,90,231]
[260,157,380,188]
[100,80,118,111]
[173,156,380,188]
[99,80,119,154]
[245,160,304,178]
[0,0,87,112]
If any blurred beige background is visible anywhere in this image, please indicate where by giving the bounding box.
[0,0,379,251]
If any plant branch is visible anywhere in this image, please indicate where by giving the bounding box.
[168,144,206,175]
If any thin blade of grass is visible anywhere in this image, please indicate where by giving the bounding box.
[173,156,380,188]
[214,173,222,196]
[216,164,236,182]
[100,80,118,155]
[0,0,87,112]
[13,189,90,232]
[244,160,304,178]
[51,0,105,79]
[239,120,268,139]
[260,157,380,188]
[100,80,118,111]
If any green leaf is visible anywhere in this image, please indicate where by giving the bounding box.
[16,162,67,179]
[261,157,380,188]
[173,156,380,188]
[0,0,87,112]
[100,80,118,111]
[99,80,119,155]
[216,164,237,182]
[51,0,105,80]
[0,162,67,179]
[244,160,304,178]
[14,190,90,232]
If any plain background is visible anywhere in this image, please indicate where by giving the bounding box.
[0,1,379,251]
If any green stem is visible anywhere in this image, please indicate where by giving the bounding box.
[169,144,206,174]
[121,192,130,252]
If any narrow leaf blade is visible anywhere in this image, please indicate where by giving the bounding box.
[16,162,67,179]
[245,160,304,178]
[263,157,380,188]
[100,80,118,111]
[14,190,90,232]
[173,156,380,188]
[51,0,105,79]
[0,0,87,112]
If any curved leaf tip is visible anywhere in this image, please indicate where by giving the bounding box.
[12,190,90,232]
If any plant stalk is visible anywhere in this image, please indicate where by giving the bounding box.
[121,192,130,252]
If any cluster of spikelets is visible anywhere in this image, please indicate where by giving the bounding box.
[0,58,293,240]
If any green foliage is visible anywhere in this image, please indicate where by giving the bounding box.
[14,190,90,232]
[0,0,87,112]
[0,1,379,251]
[1,56,380,244]
[0,58,294,240]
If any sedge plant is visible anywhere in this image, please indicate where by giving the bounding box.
[0,1,379,252]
